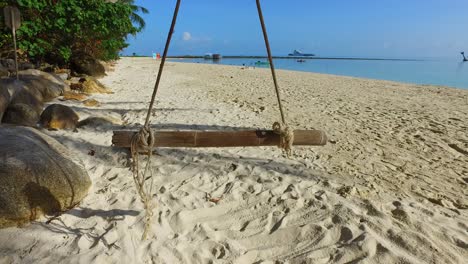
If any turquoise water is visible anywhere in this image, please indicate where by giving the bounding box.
[170,58,468,90]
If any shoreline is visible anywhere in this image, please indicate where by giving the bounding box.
[169,55,424,61]
[124,55,424,61]
[167,58,468,90]
[168,59,468,92]
[0,57,466,263]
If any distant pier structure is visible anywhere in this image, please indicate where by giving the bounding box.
[204,53,222,60]
[461,51,468,62]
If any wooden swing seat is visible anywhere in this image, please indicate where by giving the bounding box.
[112,129,327,149]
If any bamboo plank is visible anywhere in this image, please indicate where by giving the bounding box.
[112,130,327,148]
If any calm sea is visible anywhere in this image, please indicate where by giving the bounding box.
[169,58,468,90]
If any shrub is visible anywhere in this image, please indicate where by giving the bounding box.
[0,0,146,65]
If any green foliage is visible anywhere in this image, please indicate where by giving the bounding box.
[0,0,146,64]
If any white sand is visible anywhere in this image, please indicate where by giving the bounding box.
[0,57,467,263]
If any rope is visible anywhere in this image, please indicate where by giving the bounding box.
[130,126,155,240]
[144,0,181,127]
[130,0,181,240]
[256,0,294,155]
[272,122,294,157]
[130,0,293,238]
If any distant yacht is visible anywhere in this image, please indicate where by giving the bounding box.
[288,50,315,57]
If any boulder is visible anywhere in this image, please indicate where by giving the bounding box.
[9,81,44,105]
[0,125,91,228]
[2,82,44,126]
[70,54,105,77]
[10,80,44,103]
[2,103,40,127]
[19,69,70,100]
[39,104,79,130]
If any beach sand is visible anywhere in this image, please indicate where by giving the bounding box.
[0,57,467,263]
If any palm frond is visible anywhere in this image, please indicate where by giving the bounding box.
[114,0,148,30]
[131,13,146,30]
[138,6,149,14]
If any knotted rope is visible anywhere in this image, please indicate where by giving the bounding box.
[130,0,181,240]
[130,126,155,240]
[272,122,294,157]
[256,0,294,156]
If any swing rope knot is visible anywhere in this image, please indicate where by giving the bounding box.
[272,122,294,156]
[130,125,156,240]
[131,125,155,154]
[129,0,182,240]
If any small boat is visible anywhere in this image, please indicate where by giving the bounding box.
[297,59,306,63]
[254,61,270,66]
[288,50,314,57]
[212,54,222,60]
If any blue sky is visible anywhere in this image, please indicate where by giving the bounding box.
[124,0,468,59]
